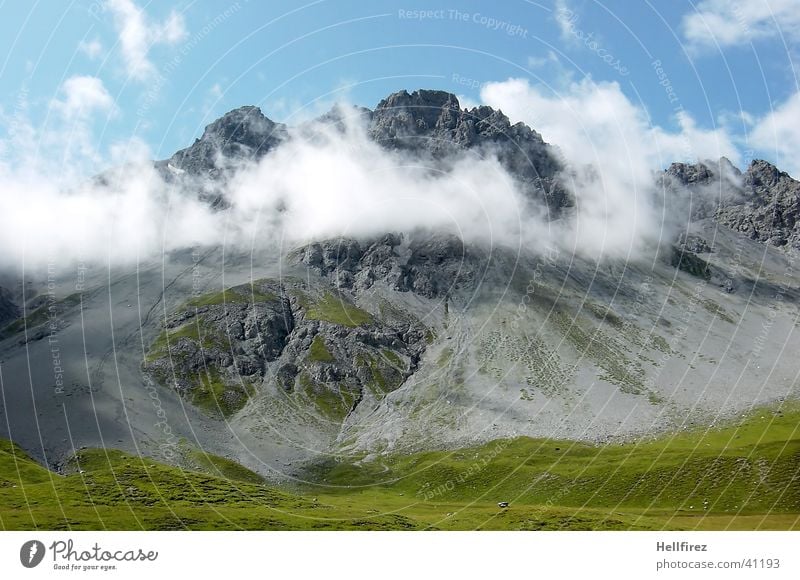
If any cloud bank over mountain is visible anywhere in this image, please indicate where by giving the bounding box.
[0,79,796,272]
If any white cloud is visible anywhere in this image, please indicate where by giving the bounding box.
[78,39,104,60]
[480,78,740,256]
[0,76,766,273]
[527,51,560,69]
[208,83,223,100]
[53,75,115,120]
[105,0,187,81]
[226,119,535,250]
[750,91,800,177]
[682,0,800,52]
[197,83,224,115]
[455,94,481,110]
[0,108,539,270]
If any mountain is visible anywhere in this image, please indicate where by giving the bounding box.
[0,287,18,327]
[0,89,798,482]
[157,89,570,213]
[716,159,800,248]
[367,89,569,212]
[165,105,288,178]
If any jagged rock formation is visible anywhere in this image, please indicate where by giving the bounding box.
[165,106,287,178]
[366,90,570,212]
[663,157,800,248]
[716,160,800,248]
[143,278,428,421]
[290,232,485,299]
[661,157,744,221]
[156,89,570,213]
[155,106,288,206]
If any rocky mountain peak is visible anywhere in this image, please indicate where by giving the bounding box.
[199,105,271,142]
[714,158,800,247]
[745,159,787,189]
[665,157,741,187]
[156,88,570,213]
[367,88,568,211]
[166,105,287,177]
[375,88,461,111]
[372,89,462,130]
[368,89,533,150]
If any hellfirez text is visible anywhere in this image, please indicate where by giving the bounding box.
[656,541,707,552]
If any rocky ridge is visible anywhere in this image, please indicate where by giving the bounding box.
[289,232,488,299]
[716,160,800,248]
[143,278,428,422]
[157,89,570,213]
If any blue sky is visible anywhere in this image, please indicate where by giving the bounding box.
[0,0,798,172]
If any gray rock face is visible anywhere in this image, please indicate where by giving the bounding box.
[155,106,287,207]
[143,277,428,420]
[166,106,288,178]
[663,157,800,248]
[671,238,712,281]
[143,281,294,415]
[676,233,713,255]
[368,90,570,213]
[666,157,741,186]
[0,287,18,327]
[661,157,744,221]
[291,232,485,299]
[159,90,571,214]
[716,160,800,248]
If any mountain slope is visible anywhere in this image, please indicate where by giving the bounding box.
[0,89,798,486]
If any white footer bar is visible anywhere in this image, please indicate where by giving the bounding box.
[1,531,796,579]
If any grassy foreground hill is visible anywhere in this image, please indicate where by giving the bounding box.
[1,402,798,530]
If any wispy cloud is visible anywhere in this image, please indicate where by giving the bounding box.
[78,38,104,60]
[527,51,560,69]
[3,72,797,274]
[749,90,800,177]
[480,78,741,255]
[105,0,187,82]
[682,0,800,53]
[53,75,115,120]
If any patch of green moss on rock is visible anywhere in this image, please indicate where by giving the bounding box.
[304,293,372,327]
[308,335,335,362]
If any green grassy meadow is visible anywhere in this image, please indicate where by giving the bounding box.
[1,402,798,530]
